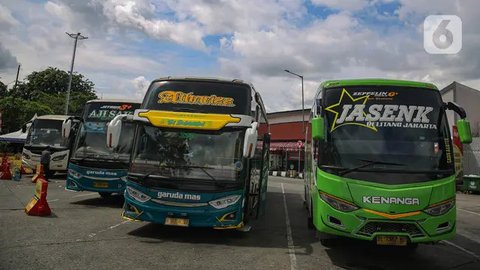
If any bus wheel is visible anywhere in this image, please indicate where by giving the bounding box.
[405,243,419,251]
[99,192,112,198]
[316,231,337,247]
[307,202,314,230]
[303,186,308,208]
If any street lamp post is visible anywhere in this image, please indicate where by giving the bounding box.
[65,32,88,115]
[284,69,305,177]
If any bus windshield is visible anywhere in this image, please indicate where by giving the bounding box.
[26,119,66,147]
[71,102,138,162]
[130,126,245,183]
[72,122,134,161]
[320,86,453,183]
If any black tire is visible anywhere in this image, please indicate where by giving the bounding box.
[307,200,315,230]
[316,231,337,247]
[307,216,314,230]
[303,186,308,208]
[405,243,419,251]
[99,192,112,198]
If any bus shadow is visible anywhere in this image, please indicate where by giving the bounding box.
[323,234,476,269]
[127,191,319,251]
[71,195,124,208]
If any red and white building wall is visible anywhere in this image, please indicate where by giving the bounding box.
[261,109,310,171]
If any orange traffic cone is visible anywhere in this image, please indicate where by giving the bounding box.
[0,155,12,180]
[32,164,44,183]
[25,178,51,216]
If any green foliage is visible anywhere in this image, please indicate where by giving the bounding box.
[24,67,95,99]
[35,91,96,115]
[0,66,97,133]
[0,81,7,97]
[0,96,53,133]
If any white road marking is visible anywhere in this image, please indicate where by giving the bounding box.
[443,240,480,260]
[458,208,480,217]
[281,183,298,270]
[88,220,130,238]
[72,192,97,198]
[457,229,480,245]
[47,199,59,202]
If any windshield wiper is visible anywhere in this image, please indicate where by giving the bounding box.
[159,165,228,187]
[339,159,405,176]
[129,171,169,184]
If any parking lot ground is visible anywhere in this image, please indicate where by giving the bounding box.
[1,175,479,270]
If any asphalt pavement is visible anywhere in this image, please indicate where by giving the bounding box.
[1,175,479,270]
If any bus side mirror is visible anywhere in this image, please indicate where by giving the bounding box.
[456,119,472,144]
[21,125,27,133]
[312,116,325,141]
[243,122,258,158]
[62,119,72,139]
[107,115,123,149]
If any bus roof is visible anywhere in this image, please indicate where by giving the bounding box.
[86,99,141,104]
[321,78,438,90]
[36,115,70,121]
[151,76,251,87]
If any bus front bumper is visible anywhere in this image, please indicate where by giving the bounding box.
[122,195,244,229]
[313,193,456,244]
[66,176,126,193]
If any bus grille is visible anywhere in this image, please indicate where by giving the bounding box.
[357,222,424,238]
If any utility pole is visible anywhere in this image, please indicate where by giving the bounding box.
[13,64,20,91]
[65,32,88,115]
[284,69,305,177]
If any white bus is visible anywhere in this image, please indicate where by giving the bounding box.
[22,115,75,175]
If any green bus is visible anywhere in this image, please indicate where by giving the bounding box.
[305,79,472,247]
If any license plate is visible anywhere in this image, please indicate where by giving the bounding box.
[376,235,408,246]
[165,217,189,227]
[93,181,109,188]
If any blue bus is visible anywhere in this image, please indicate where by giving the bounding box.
[63,100,141,197]
[107,78,270,229]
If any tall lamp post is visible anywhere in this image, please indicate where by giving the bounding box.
[284,69,305,177]
[65,32,88,115]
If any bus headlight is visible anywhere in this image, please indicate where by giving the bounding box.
[126,186,151,203]
[68,169,82,179]
[319,191,358,212]
[209,195,241,209]
[424,199,455,216]
[52,154,67,161]
[23,153,31,160]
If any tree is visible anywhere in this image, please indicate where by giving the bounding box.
[35,91,94,115]
[0,81,7,97]
[21,67,96,100]
[0,96,53,133]
[0,67,97,133]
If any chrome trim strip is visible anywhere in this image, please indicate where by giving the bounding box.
[152,199,208,207]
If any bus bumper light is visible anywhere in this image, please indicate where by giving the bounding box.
[436,221,451,233]
[328,215,344,228]
[219,211,237,222]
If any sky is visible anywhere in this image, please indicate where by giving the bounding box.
[1,0,479,112]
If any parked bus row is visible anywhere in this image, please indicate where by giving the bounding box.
[20,77,472,248]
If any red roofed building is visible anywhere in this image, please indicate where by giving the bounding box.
[264,109,310,172]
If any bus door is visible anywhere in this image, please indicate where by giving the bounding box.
[245,133,271,220]
[256,133,270,218]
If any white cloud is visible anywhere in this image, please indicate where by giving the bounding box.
[101,0,206,50]
[310,0,370,11]
[131,76,150,98]
[0,3,19,30]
